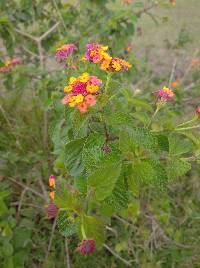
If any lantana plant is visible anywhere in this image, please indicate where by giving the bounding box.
[49,43,200,256]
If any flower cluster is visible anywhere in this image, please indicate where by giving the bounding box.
[0,58,22,73]
[55,43,77,61]
[62,73,102,113]
[155,86,174,102]
[76,239,96,255]
[46,203,58,219]
[49,175,56,200]
[84,43,132,72]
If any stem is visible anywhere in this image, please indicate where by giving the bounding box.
[105,72,112,94]
[147,106,160,128]
[175,125,200,131]
[177,117,197,127]
[81,224,87,239]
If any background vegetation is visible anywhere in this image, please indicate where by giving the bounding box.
[0,0,200,267]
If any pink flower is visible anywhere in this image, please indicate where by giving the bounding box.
[10,58,22,66]
[77,102,88,113]
[46,203,58,219]
[62,95,72,105]
[89,76,102,86]
[76,239,96,255]
[55,44,77,60]
[0,66,11,73]
[85,94,96,106]
[155,86,174,102]
[72,82,87,95]
[49,175,56,188]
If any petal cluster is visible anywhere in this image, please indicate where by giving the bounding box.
[55,43,77,60]
[155,86,174,102]
[46,203,58,219]
[62,73,102,113]
[84,43,132,72]
[76,239,96,255]
[0,58,22,73]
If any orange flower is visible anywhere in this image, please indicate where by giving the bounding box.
[77,102,88,113]
[49,191,55,200]
[85,94,96,106]
[191,58,199,66]
[171,81,179,88]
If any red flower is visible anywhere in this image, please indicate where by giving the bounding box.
[76,239,96,255]
[46,203,58,219]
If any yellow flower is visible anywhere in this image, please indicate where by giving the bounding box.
[69,96,77,107]
[69,77,77,84]
[75,94,84,103]
[102,46,108,51]
[86,84,99,93]
[79,72,89,82]
[64,85,72,92]
[112,61,121,71]
[100,60,111,71]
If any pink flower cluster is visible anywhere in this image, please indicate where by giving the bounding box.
[76,239,96,255]
[55,44,77,60]
[0,58,22,73]
[155,86,174,102]
[62,73,102,113]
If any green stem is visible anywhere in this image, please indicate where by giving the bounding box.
[105,72,112,94]
[177,117,197,127]
[147,106,160,128]
[81,223,87,239]
[175,125,200,131]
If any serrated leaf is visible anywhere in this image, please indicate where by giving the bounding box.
[167,158,191,179]
[87,160,122,201]
[128,159,168,191]
[82,133,105,172]
[105,112,134,129]
[105,174,128,211]
[57,211,78,237]
[120,127,158,153]
[64,138,86,176]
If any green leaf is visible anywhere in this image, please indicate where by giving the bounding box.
[82,133,105,172]
[82,215,105,247]
[120,128,158,153]
[105,174,128,211]
[54,187,81,212]
[167,158,191,179]
[64,138,86,176]
[128,159,168,190]
[57,211,78,237]
[87,160,122,201]
[105,112,134,129]
[168,134,193,156]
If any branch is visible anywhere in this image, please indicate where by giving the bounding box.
[103,243,133,267]
[45,217,57,260]
[39,22,60,41]
[7,177,46,201]
[65,238,71,268]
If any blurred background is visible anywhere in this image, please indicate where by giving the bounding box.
[0,1,200,267]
